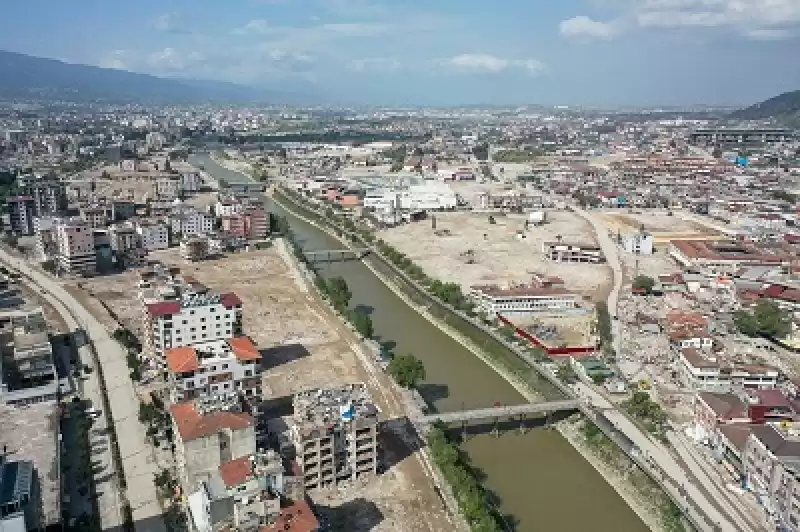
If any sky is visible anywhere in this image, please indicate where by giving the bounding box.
[1,0,799,107]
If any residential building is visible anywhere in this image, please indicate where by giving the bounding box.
[170,396,255,492]
[619,232,654,255]
[79,205,109,229]
[542,241,605,263]
[16,174,67,216]
[469,274,582,317]
[145,131,166,152]
[135,220,170,251]
[53,217,96,275]
[4,196,35,235]
[0,455,35,530]
[33,217,57,263]
[165,336,262,404]
[221,208,270,240]
[155,176,182,201]
[169,209,214,238]
[0,308,58,406]
[181,172,201,193]
[744,423,800,530]
[290,383,379,490]
[140,267,243,361]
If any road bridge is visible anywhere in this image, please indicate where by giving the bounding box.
[416,399,580,425]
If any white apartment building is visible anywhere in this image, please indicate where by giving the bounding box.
[141,276,243,362]
[181,172,201,193]
[620,232,654,255]
[169,210,215,238]
[216,198,244,217]
[165,337,262,403]
[677,348,781,393]
[363,183,458,213]
[135,221,170,251]
[54,217,96,275]
[470,276,581,318]
[155,176,183,201]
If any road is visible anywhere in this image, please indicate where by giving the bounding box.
[0,249,167,532]
[574,382,749,532]
[570,206,623,356]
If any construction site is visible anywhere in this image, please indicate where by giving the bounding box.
[64,244,455,532]
[378,209,613,302]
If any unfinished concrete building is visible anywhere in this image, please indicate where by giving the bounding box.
[290,383,379,490]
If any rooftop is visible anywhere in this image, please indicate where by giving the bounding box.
[260,499,319,532]
[170,400,254,442]
[165,337,261,373]
[292,383,379,432]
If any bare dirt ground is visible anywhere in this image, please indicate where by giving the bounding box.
[378,210,612,301]
[515,312,595,347]
[66,246,455,532]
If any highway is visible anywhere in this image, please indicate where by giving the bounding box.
[0,249,167,532]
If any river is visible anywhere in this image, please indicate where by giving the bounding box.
[189,153,648,532]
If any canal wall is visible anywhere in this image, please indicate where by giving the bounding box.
[274,237,471,532]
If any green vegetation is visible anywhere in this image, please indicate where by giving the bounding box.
[153,468,178,501]
[269,213,292,235]
[112,328,140,351]
[427,425,502,532]
[472,143,489,161]
[139,395,173,447]
[661,500,687,532]
[632,275,656,294]
[555,363,578,384]
[734,300,791,339]
[621,391,669,441]
[487,215,496,224]
[729,88,800,121]
[350,309,374,339]
[594,302,613,351]
[572,191,601,208]
[492,148,547,162]
[387,353,426,389]
[772,190,797,203]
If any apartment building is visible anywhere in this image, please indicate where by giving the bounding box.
[221,208,270,240]
[619,232,654,255]
[79,205,109,229]
[16,174,67,216]
[169,209,215,238]
[140,267,243,361]
[155,176,182,200]
[135,220,170,251]
[4,196,35,235]
[51,217,96,275]
[290,383,379,490]
[470,274,581,317]
[542,241,605,263]
[181,172,201,193]
[0,308,58,406]
[745,423,800,530]
[170,396,256,491]
[165,336,262,403]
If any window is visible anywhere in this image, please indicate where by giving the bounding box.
[201,317,206,322]
[201,326,207,331]
[222,364,228,370]
[182,320,187,325]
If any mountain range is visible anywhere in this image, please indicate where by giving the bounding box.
[0,49,315,105]
[729,89,800,123]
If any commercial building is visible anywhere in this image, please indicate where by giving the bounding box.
[470,274,582,317]
[677,348,781,393]
[669,239,791,276]
[139,267,243,362]
[290,383,379,490]
[542,241,605,263]
[0,309,58,406]
[4,196,35,235]
[363,183,459,213]
[165,336,262,403]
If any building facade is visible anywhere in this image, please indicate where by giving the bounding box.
[543,241,605,263]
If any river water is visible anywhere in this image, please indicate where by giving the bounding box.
[189,153,647,532]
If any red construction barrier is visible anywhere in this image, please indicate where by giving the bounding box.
[496,314,597,358]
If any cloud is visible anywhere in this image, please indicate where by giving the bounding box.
[233,19,270,35]
[153,12,189,34]
[98,50,130,70]
[575,0,800,40]
[346,57,401,72]
[146,48,203,72]
[444,54,546,75]
[322,23,388,36]
[559,16,616,41]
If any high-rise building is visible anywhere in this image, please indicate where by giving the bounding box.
[16,174,67,217]
[4,196,36,235]
[53,217,96,275]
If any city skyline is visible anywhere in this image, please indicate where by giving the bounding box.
[0,0,799,106]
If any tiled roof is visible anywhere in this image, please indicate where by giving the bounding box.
[169,401,254,442]
[165,346,199,373]
[218,455,253,488]
[146,301,180,317]
[227,337,261,362]
[221,293,243,307]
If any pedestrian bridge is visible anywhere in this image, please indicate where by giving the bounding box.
[415,399,580,425]
[303,248,370,263]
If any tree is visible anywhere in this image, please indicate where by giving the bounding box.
[325,277,352,310]
[388,354,426,389]
[734,300,791,338]
[556,364,577,384]
[487,215,496,224]
[733,310,761,337]
[632,275,656,294]
[350,310,374,339]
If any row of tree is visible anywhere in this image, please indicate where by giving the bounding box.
[734,300,791,339]
[427,425,502,531]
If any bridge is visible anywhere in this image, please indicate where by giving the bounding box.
[416,399,579,425]
[303,248,370,263]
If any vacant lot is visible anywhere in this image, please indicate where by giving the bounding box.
[379,210,612,301]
